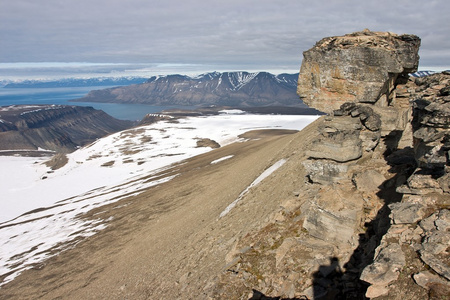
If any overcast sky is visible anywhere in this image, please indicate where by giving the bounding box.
[1,0,449,79]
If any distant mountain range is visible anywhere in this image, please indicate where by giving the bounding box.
[409,70,450,77]
[2,77,148,88]
[410,70,436,78]
[73,72,306,107]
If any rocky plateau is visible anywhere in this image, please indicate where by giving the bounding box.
[0,105,134,153]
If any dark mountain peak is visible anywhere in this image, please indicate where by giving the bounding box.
[147,74,190,83]
[254,71,273,78]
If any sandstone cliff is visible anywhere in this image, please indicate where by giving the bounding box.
[0,105,134,153]
[209,30,449,299]
[297,29,420,113]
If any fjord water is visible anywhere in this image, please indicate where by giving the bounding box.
[0,86,194,121]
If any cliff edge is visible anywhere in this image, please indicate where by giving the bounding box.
[298,29,420,113]
[0,105,134,154]
[210,30,449,299]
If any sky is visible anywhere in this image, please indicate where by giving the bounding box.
[0,0,449,80]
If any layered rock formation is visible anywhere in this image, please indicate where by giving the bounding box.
[298,31,449,299]
[209,30,449,299]
[298,30,449,299]
[298,29,420,113]
[364,72,450,299]
[0,105,134,153]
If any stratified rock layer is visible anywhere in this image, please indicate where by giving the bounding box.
[210,31,448,300]
[297,29,420,113]
[0,105,134,153]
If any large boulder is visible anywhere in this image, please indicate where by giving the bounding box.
[297,29,420,113]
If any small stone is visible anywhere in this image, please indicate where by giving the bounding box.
[360,243,405,287]
[365,284,389,298]
[435,209,450,231]
[419,250,450,281]
[363,114,382,131]
[389,202,425,224]
[438,173,450,193]
[413,271,450,290]
[352,169,386,194]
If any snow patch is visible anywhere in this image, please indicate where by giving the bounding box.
[227,72,259,90]
[219,158,287,218]
[218,109,245,115]
[211,155,234,164]
[0,114,319,286]
[0,169,177,286]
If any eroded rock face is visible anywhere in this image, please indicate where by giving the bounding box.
[396,72,450,195]
[0,105,134,153]
[297,29,420,113]
[208,31,450,300]
[359,73,450,298]
[296,30,449,298]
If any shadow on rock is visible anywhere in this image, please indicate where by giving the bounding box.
[249,289,308,300]
[311,144,416,299]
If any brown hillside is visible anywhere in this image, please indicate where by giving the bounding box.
[0,122,320,299]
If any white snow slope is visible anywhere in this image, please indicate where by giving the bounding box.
[0,112,318,286]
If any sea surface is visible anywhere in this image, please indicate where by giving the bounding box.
[0,86,196,121]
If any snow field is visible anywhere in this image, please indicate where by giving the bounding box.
[0,113,319,286]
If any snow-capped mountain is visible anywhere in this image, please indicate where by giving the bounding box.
[410,70,436,77]
[74,72,305,107]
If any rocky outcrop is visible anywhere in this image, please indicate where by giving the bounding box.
[298,29,420,113]
[297,31,449,299]
[365,72,450,298]
[139,113,175,125]
[0,105,134,153]
[297,31,450,299]
[208,30,449,299]
[74,72,307,108]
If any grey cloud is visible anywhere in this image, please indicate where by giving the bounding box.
[1,0,449,72]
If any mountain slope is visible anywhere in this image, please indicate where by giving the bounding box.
[74,72,305,107]
[0,120,321,299]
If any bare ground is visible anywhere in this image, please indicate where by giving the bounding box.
[0,120,322,300]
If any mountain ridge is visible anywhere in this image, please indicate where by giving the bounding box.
[0,105,134,153]
[73,71,305,107]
